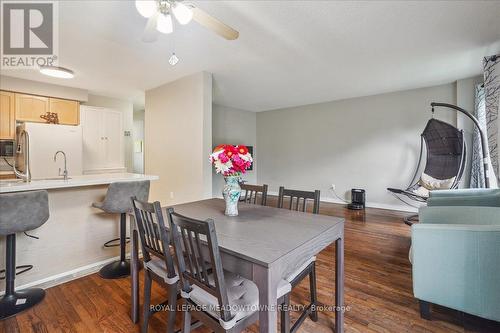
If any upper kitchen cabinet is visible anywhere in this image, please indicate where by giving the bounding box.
[49,98,80,125]
[0,91,16,139]
[80,106,125,174]
[15,93,49,123]
[15,93,80,125]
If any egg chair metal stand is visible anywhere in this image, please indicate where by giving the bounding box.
[387,102,487,225]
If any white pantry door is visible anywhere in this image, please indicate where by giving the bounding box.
[81,106,124,173]
[81,106,105,171]
[103,110,124,168]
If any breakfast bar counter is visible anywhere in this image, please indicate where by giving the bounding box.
[0,173,158,193]
[0,173,158,292]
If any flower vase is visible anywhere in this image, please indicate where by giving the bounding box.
[222,176,241,216]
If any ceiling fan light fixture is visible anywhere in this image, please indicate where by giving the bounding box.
[172,2,193,25]
[39,66,74,79]
[156,13,173,34]
[135,0,157,18]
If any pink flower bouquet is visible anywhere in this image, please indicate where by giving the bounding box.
[210,144,253,177]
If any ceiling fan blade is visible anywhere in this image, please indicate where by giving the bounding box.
[191,7,239,40]
[142,12,159,43]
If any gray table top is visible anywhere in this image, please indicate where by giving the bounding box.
[167,198,344,267]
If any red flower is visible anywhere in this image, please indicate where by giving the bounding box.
[236,145,248,155]
[213,144,226,153]
[224,145,237,158]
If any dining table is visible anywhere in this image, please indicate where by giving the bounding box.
[129,198,345,333]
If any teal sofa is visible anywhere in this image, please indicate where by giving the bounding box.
[412,188,500,321]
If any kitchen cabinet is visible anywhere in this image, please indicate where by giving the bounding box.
[0,91,16,139]
[14,93,79,125]
[80,106,125,173]
[49,98,80,125]
[15,93,49,123]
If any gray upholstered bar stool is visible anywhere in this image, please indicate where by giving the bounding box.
[92,180,150,279]
[0,190,50,320]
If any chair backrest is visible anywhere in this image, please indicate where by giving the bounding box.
[278,186,320,214]
[0,190,50,235]
[241,183,268,205]
[101,180,150,213]
[131,197,176,280]
[166,208,232,322]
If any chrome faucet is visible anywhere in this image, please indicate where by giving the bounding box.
[54,151,68,180]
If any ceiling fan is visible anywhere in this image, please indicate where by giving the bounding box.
[135,0,239,43]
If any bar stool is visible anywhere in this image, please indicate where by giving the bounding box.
[92,181,150,279]
[0,190,50,320]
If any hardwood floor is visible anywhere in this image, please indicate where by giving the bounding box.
[2,200,499,333]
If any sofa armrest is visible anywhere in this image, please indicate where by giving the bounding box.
[419,206,500,225]
[428,189,499,207]
[429,188,500,198]
[412,224,500,321]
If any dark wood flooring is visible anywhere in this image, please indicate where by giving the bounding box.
[2,200,499,333]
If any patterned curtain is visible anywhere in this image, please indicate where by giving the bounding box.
[483,55,500,187]
[470,85,486,188]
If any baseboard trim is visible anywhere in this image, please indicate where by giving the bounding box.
[0,255,122,295]
[317,196,418,213]
[216,192,418,213]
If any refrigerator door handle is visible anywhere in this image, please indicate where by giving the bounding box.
[13,130,31,182]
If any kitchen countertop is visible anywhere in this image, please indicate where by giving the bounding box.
[0,173,159,193]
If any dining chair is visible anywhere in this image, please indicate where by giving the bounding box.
[277,186,321,332]
[166,208,292,333]
[278,186,320,214]
[240,183,268,205]
[131,197,178,333]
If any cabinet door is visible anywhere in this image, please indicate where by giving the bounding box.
[103,110,124,168]
[49,98,80,125]
[81,107,105,170]
[15,93,49,123]
[0,91,16,139]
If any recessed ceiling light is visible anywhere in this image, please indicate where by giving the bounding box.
[39,66,74,79]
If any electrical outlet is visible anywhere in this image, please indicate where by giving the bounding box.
[331,184,336,190]
[170,192,174,199]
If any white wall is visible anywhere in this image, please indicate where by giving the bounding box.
[145,72,212,204]
[133,110,145,174]
[83,94,134,172]
[0,75,88,101]
[256,82,458,211]
[212,105,257,196]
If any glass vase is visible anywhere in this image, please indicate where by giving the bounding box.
[222,176,241,216]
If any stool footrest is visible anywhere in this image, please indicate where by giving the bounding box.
[103,237,130,248]
[0,265,33,280]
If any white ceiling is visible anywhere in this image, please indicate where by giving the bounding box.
[2,1,500,112]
